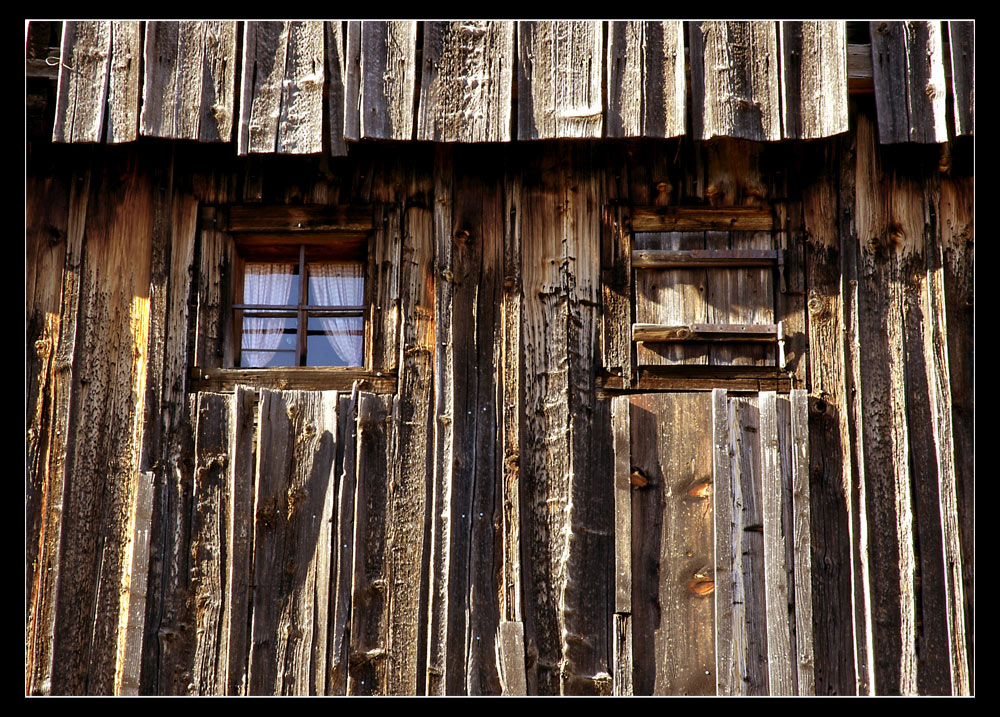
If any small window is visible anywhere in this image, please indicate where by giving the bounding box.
[236,251,365,368]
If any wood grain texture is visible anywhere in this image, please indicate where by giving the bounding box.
[612,396,631,614]
[947,22,974,136]
[141,22,238,143]
[760,392,793,695]
[114,470,154,695]
[690,21,781,141]
[106,22,141,143]
[631,206,774,232]
[870,22,947,144]
[791,392,815,695]
[226,387,256,694]
[630,393,715,695]
[330,391,358,694]
[239,22,325,154]
[348,21,417,141]
[712,389,736,696]
[779,22,848,139]
[418,21,514,142]
[247,390,338,695]
[606,22,685,138]
[325,22,349,156]
[53,22,111,143]
[517,22,603,139]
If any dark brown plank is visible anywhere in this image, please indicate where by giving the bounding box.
[606,21,685,138]
[633,249,780,268]
[631,206,774,232]
[329,391,359,694]
[689,21,781,141]
[517,21,603,139]
[417,21,514,142]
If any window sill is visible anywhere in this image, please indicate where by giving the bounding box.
[189,366,396,394]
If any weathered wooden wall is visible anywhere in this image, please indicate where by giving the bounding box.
[26,96,973,695]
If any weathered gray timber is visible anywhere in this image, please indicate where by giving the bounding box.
[115,470,154,695]
[330,392,359,694]
[779,22,848,140]
[870,22,947,144]
[247,390,337,695]
[711,390,735,695]
[630,393,715,695]
[690,21,781,141]
[606,22,685,139]
[418,21,514,142]
[517,22,603,139]
[948,22,974,136]
[347,21,417,141]
[141,22,237,143]
[790,390,815,695]
[239,22,324,154]
[106,22,141,143]
[53,22,111,143]
[325,22,349,157]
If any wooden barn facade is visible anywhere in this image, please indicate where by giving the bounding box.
[25,21,974,696]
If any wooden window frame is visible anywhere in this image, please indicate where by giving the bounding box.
[190,204,397,394]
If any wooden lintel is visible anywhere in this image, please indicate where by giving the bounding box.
[630,206,774,232]
[632,249,780,269]
[599,368,792,394]
[189,366,396,394]
[633,322,778,343]
[220,204,374,233]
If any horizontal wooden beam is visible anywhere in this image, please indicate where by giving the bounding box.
[630,206,774,232]
[189,366,396,394]
[218,205,374,233]
[633,322,778,343]
[632,249,780,268]
[599,368,791,394]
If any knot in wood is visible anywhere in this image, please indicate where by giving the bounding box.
[807,291,824,316]
[34,338,50,356]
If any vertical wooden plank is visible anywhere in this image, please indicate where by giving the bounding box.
[712,389,734,696]
[193,219,234,369]
[634,231,708,366]
[225,386,256,695]
[106,22,141,143]
[367,204,401,374]
[240,22,325,154]
[779,21,848,140]
[760,392,793,695]
[496,621,529,695]
[606,21,685,139]
[938,175,974,693]
[343,22,362,142]
[790,389,815,695]
[854,109,918,694]
[802,136,862,695]
[190,392,233,695]
[247,389,338,695]
[325,22,349,156]
[347,393,392,695]
[114,470,154,696]
[689,21,781,141]
[141,22,238,142]
[352,21,417,141]
[730,396,768,695]
[426,145,454,696]
[612,614,633,696]
[417,21,514,142]
[612,396,631,615]
[630,393,715,695]
[329,390,358,695]
[53,21,111,143]
[947,22,974,137]
[870,21,948,144]
[382,171,435,696]
[517,21,603,139]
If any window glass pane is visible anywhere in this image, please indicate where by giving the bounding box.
[306,315,363,367]
[244,263,298,307]
[241,312,297,367]
[307,262,363,307]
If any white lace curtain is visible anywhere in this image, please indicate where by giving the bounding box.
[242,263,294,367]
[309,262,364,366]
